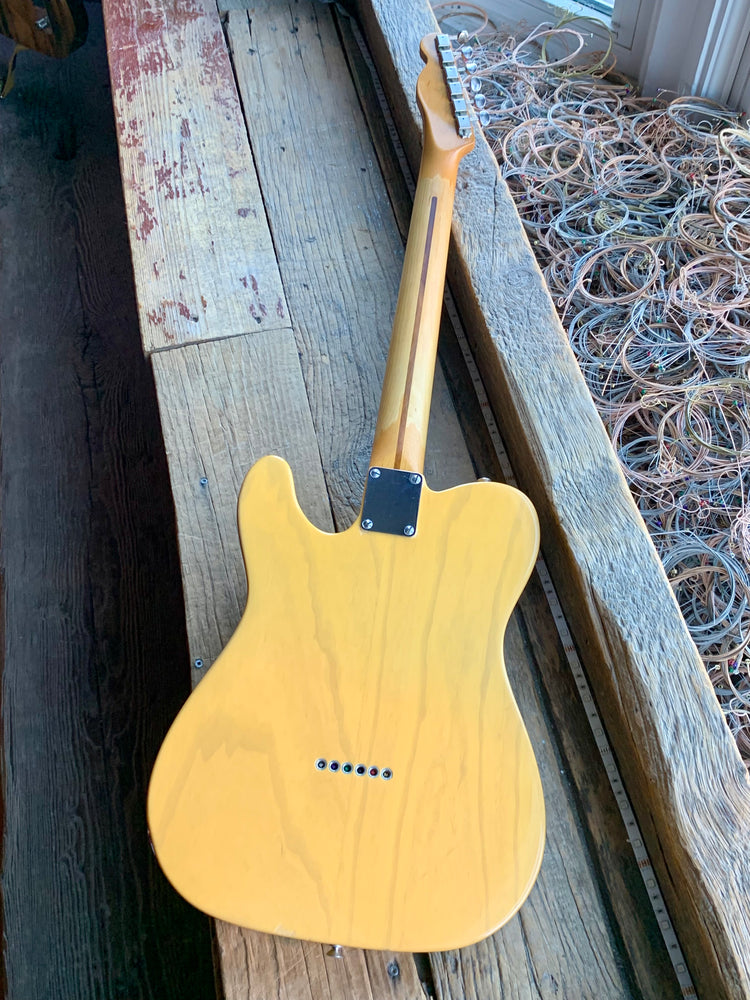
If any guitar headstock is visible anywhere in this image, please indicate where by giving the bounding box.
[417,33,475,158]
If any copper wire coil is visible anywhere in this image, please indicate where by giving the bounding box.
[436,8,750,757]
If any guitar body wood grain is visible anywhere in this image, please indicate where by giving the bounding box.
[148,455,544,951]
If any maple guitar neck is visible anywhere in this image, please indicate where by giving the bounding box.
[369,34,475,474]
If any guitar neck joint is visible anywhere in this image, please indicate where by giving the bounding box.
[360,467,423,537]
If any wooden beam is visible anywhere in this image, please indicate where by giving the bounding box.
[352,1,750,998]
[0,12,217,994]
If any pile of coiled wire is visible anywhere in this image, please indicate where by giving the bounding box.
[434,4,750,762]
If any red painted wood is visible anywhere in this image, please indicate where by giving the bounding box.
[100,0,285,352]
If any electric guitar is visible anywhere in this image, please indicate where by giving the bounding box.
[147,32,545,952]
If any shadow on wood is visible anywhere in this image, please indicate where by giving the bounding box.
[0,7,218,998]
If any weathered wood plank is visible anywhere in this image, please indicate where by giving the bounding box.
[152,331,332,672]
[0,11,216,997]
[152,331,426,999]
[218,926,426,999]
[336,16,682,998]
[353,1,750,997]
[101,0,287,352]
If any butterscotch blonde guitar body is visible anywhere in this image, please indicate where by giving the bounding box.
[148,454,544,951]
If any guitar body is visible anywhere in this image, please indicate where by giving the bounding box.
[148,455,544,951]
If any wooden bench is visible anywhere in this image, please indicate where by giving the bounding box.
[101,0,750,996]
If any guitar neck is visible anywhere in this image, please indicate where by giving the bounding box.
[369,34,475,475]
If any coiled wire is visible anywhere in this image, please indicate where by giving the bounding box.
[434,5,750,762]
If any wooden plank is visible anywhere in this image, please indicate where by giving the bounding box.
[353,1,750,997]
[152,331,333,672]
[152,332,427,999]
[0,13,217,998]
[101,0,287,353]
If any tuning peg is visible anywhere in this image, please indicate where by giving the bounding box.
[435,31,474,140]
